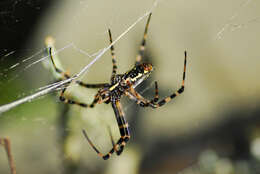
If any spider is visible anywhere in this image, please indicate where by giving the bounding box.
[48,13,187,160]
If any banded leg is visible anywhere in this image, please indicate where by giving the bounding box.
[129,51,187,108]
[153,81,159,103]
[106,126,116,147]
[49,47,70,79]
[76,81,109,88]
[0,138,16,174]
[49,47,109,89]
[135,13,152,65]
[125,81,159,105]
[82,101,130,160]
[112,101,130,155]
[154,51,187,107]
[82,129,116,160]
[125,86,151,107]
[59,88,99,108]
[108,29,117,76]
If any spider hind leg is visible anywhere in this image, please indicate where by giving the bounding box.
[82,101,130,160]
[82,129,115,160]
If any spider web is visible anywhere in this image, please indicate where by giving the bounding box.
[0,1,160,173]
[0,1,158,113]
[1,0,258,113]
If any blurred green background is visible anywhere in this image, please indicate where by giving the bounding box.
[1,0,260,174]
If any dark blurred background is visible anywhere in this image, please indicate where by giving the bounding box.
[1,0,260,174]
[0,0,53,49]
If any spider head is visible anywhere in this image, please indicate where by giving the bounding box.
[97,88,110,104]
[141,63,153,73]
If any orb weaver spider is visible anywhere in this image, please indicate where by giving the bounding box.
[49,13,187,160]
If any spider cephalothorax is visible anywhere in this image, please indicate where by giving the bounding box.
[49,13,187,160]
[98,63,154,104]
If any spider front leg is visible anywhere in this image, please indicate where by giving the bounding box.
[82,100,130,160]
[128,51,187,108]
[153,51,187,108]
[125,81,159,106]
[108,29,117,77]
[49,47,109,89]
[59,87,100,108]
[135,13,152,65]
[48,47,109,107]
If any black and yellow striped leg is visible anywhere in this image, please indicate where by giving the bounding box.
[153,81,159,103]
[135,13,152,66]
[49,47,109,89]
[59,87,99,108]
[126,80,153,107]
[75,81,109,88]
[108,29,117,76]
[112,101,130,155]
[82,126,121,160]
[106,126,116,147]
[153,51,187,108]
[125,81,159,106]
[49,47,70,79]
[82,129,116,160]
[128,51,187,108]
[82,101,130,160]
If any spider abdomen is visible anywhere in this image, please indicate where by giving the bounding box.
[123,63,153,88]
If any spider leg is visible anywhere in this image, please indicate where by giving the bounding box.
[59,88,99,108]
[75,81,109,88]
[106,126,116,147]
[82,129,116,160]
[49,47,108,89]
[48,47,70,79]
[128,51,187,108]
[0,138,16,174]
[135,13,152,66]
[125,88,151,107]
[125,81,159,105]
[108,29,117,77]
[82,100,130,160]
[153,51,187,108]
[112,101,130,155]
[153,81,159,103]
